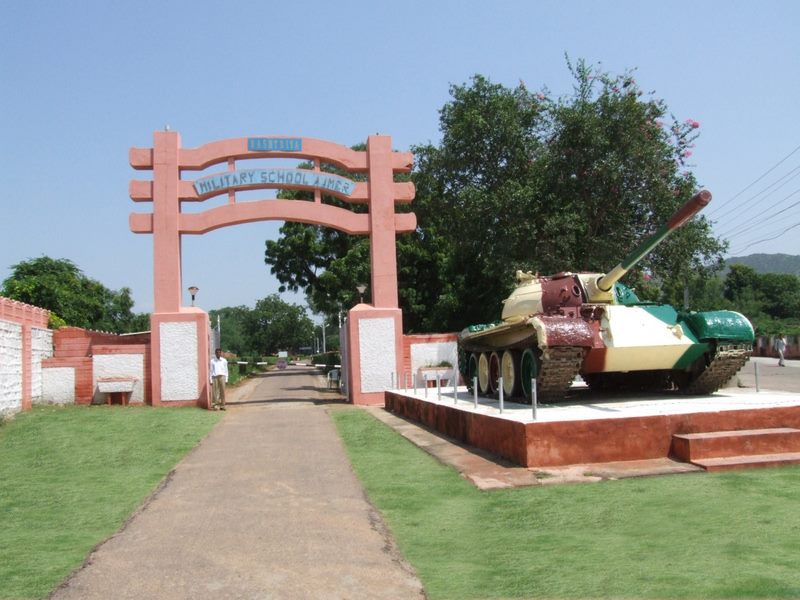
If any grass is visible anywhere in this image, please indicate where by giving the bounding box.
[0,404,221,599]
[332,408,800,599]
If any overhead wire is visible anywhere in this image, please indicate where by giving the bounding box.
[712,164,800,226]
[717,186,800,239]
[730,220,800,255]
[706,142,800,219]
[708,142,800,254]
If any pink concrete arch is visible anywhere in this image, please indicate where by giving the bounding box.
[129,131,416,407]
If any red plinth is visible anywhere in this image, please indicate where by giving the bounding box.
[385,390,800,468]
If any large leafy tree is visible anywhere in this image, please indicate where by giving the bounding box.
[264,60,727,332]
[1,256,149,332]
[246,294,315,354]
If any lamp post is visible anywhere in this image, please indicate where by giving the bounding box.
[356,283,366,304]
[188,286,199,307]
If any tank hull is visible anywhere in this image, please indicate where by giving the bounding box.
[459,302,754,402]
[457,191,754,401]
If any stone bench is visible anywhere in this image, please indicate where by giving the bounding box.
[96,377,137,406]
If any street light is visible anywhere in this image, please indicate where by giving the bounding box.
[188,286,199,306]
[356,283,366,304]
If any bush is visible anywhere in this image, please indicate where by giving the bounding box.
[227,362,241,385]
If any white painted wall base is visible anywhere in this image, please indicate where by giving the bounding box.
[41,367,75,405]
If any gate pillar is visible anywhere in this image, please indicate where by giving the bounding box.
[346,305,403,405]
[146,131,210,407]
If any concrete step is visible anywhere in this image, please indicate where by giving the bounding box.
[692,452,800,472]
[671,428,800,461]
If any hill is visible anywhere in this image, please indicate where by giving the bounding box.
[725,253,800,276]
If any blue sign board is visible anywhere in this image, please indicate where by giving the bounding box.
[247,138,303,152]
[193,168,356,197]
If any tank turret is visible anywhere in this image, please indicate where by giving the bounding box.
[459,190,753,402]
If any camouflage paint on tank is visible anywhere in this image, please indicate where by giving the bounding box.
[459,191,753,400]
[583,304,705,373]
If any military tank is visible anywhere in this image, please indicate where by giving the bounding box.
[458,190,754,402]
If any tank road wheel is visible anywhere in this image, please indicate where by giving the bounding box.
[501,350,521,398]
[478,353,491,395]
[466,353,479,391]
[488,352,502,395]
[520,348,540,402]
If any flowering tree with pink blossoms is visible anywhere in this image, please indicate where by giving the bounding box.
[265,60,726,332]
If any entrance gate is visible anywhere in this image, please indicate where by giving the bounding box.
[129,131,416,406]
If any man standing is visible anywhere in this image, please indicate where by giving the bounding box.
[210,348,229,410]
[775,334,787,367]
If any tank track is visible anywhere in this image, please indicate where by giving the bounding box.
[537,346,586,402]
[681,343,752,395]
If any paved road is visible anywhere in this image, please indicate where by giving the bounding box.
[732,356,800,393]
[51,366,425,600]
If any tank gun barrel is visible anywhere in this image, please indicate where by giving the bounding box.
[595,190,712,292]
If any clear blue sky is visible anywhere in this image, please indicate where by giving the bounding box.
[2,0,799,316]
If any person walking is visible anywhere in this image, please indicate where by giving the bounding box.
[210,348,229,409]
[775,334,787,367]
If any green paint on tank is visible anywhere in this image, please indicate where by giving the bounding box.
[682,310,755,342]
[672,341,710,369]
[613,282,641,305]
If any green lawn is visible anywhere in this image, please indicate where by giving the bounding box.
[332,408,800,599]
[0,405,221,600]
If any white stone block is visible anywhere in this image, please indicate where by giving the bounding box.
[358,318,396,393]
[410,341,458,375]
[30,327,53,402]
[93,354,145,403]
[0,320,22,416]
[160,322,198,401]
[41,367,75,405]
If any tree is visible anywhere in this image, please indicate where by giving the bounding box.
[246,294,314,354]
[264,150,372,317]
[208,305,252,356]
[1,257,149,332]
[263,61,727,332]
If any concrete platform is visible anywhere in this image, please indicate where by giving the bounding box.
[385,382,800,468]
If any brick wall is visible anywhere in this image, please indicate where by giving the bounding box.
[42,328,151,405]
[0,296,52,416]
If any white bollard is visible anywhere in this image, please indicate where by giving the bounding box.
[499,377,504,414]
[531,378,538,420]
[413,373,418,395]
[473,376,478,408]
[425,376,428,398]
[436,375,441,401]
[391,372,395,390]
[453,372,458,403]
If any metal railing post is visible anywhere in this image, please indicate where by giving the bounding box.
[754,361,760,393]
[499,377,504,414]
[531,378,538,420]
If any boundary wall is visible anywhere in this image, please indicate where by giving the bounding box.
[755,335,798,359]
[0,297,52,417]
[41,328,151,406]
